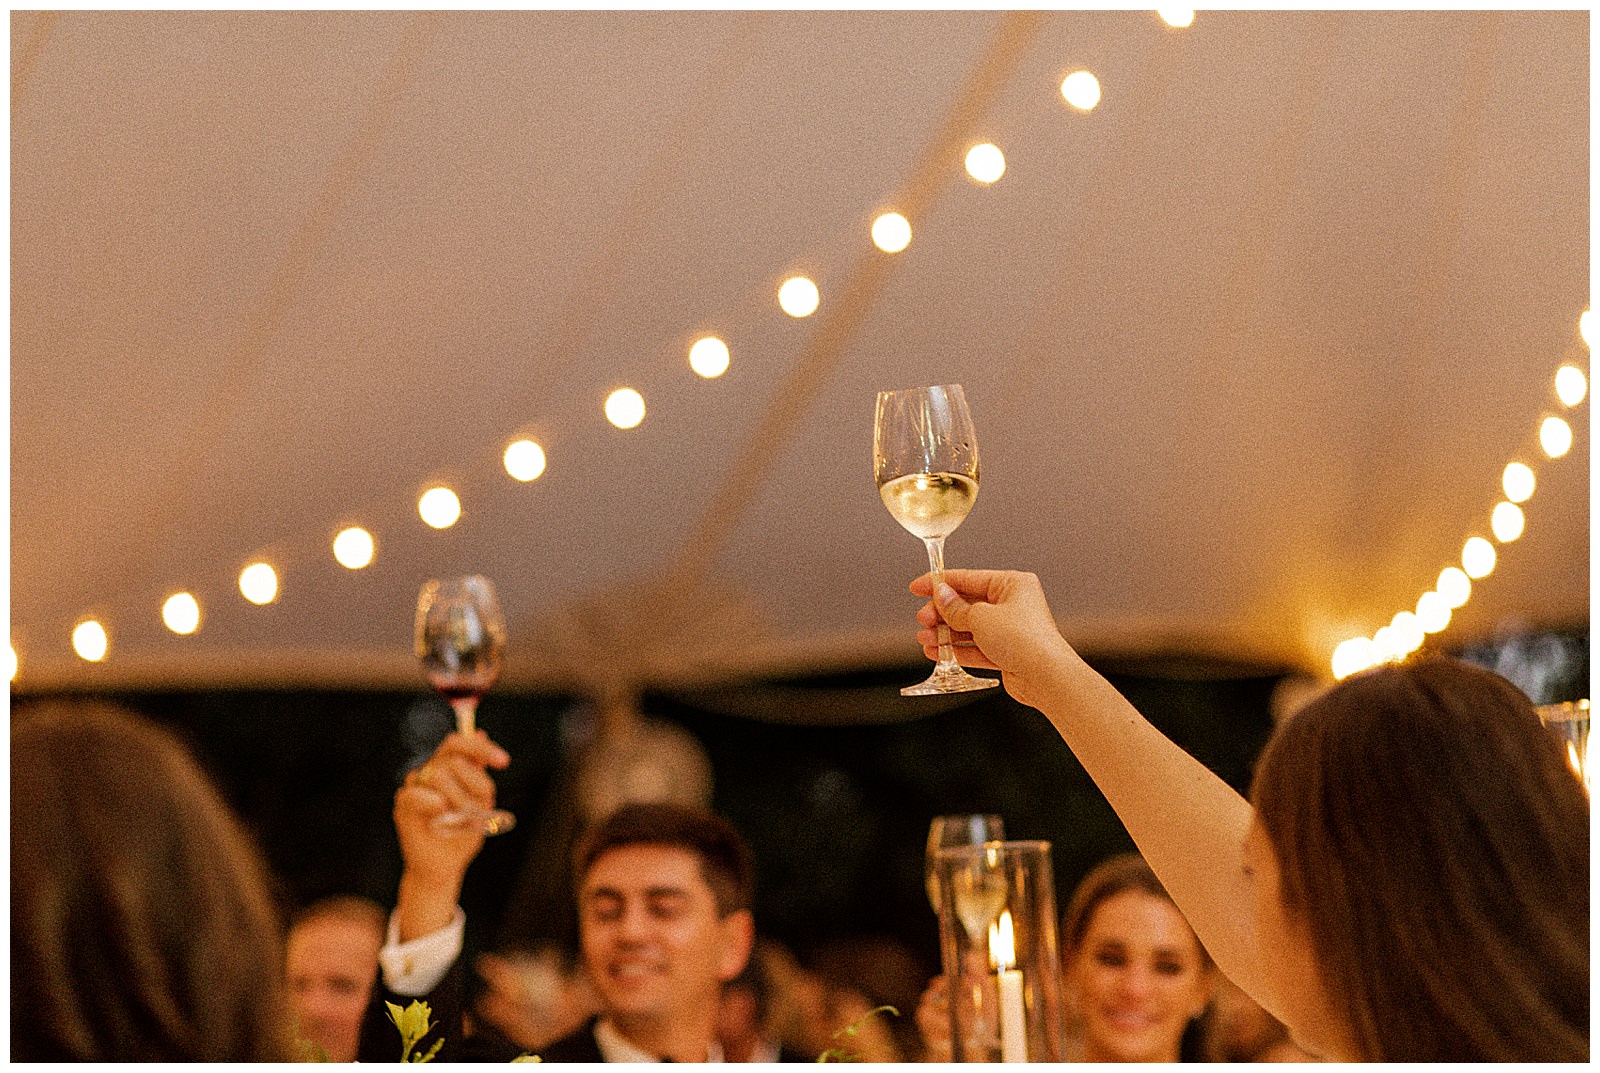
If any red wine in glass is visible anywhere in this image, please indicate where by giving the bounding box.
[414,575,515,836]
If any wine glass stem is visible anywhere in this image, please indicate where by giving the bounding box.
[923,537,961,672]
[450,696,478,736]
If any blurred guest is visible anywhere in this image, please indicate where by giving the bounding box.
[286,894,387,1061]
[472,945,598,1053]
[358,730,756,1062]
[915,852,1211,1063]
[805,935,926,1061]
[11,701,292,1061]
[913,571,1589,1060]
[717,940,812,1062]
[1060,853,1214,1062]
[1205,973,1318,1062]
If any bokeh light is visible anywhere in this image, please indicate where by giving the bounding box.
[1555,365,1588,407]
[333,526,376,569]
[777,276,820,318]
[1539,416,1573,458]
[162,592,202,635]
[72,619,109,662]
[1415,591,1452,634]
[419,486,462,528]
[1490,501,1525,543]
[1501,462,1536,503]
[604,388,647,429]
[871,212,912,254]
[1462,536,1496,579]
[965,143,1006,184]
[1436,566,1472,609]
[1060,70,1102,111]
[504,439,547,481]
[1158,8,1195,28]
[689,337,731,379]
[1331,636,1374,680]
[7,643,17,683]
[239,562,279,605]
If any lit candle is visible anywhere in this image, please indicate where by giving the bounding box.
[989,910,1028,1062]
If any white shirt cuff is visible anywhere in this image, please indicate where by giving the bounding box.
[378,906,465,996]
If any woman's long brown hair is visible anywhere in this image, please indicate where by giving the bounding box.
[1252,659,1588,1061]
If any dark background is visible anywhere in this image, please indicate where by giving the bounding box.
[33,623,1583,1009]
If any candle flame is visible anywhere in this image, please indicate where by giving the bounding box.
[989,909,1016,970]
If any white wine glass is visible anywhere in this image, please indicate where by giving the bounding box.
[925,814,1005,917]
[875,383,1001,696]
[415,574,515,836]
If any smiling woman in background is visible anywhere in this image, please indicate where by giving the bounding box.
[1060,854,1214,1063]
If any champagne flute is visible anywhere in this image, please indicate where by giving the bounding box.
[875,384,1001,695]
[415,575,515,836]
[925,814,1005,917]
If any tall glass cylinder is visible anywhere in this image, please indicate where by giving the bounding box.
[936,840,1065,1062]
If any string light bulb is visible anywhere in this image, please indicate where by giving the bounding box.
[1580,309,1594,348]
[418,486,462,528]
[332,526,376,569]
[162,592,202,635]
[1060,70,1102,112]
[604,388,647,429]
[1158,8,1195,28]
[1555,365,1587,407]
[1415,591,1452,634]
[504,439,547,481]
[1501,462,1536,503]
[239,562,279,605]
[1462,536,1497,579]
[1436,566,1472,609]
[1490,501,1525,543]
[871,212,912,254]
[72,619,109,662]
[688,337,731,379]
[777,276,820,317]
[965,143,1006,184]
[1331,637,1374,680]
[6,642,17,683]
[1539,416,1573,458]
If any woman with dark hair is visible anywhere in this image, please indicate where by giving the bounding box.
[11,701,293,1061]
[909,570,1588,1062]
[915,852,1213,1062]
[1059,853,1214,1063]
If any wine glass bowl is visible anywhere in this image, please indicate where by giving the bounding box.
[874,384,1001,696]
[415,575,515,836]
[925,813,1005,918]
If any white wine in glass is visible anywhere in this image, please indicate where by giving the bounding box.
[925,813,1005,915]
[415,575,516,836]
[874,383,1001,696]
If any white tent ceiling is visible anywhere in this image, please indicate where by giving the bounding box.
[10,8,1590,696]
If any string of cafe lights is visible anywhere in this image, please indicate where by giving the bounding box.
[12,9,1583,685]
[1329,314,1591,680]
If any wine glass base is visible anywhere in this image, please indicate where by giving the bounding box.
[901,668,1001,696]
[430,808,517,837]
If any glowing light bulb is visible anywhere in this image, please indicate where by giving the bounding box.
[333,526,376,569]
[72,619,109,662]
[1371,626,1400,665]
[1390,611,1425,655]
[239,562,279,605]
[871,212,912,254]
[1490,501,1525,543]
[1581,309,1594,348]
[1436,566,1472,609]
[419,486,462,528]
[1462,536,1496,579]
[777,276,820,318]
[1501,462,1536,503]
[1331,637,1375,680]
[8,643,19,682]
[1157,8,1195,28]
[502,441,547,482]
[1540,416,1573,458]
[1415,591,1452,634]
[504,439,547,481]
[1060,70,1102,111]
[689,337,731,379]
[1555,365,1587,407]
[162,592,202,635]
[965,143,1006,184]
[604,388,647,429]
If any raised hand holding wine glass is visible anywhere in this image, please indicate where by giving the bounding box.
[414,574,516,836]
[875,383,1001,695]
